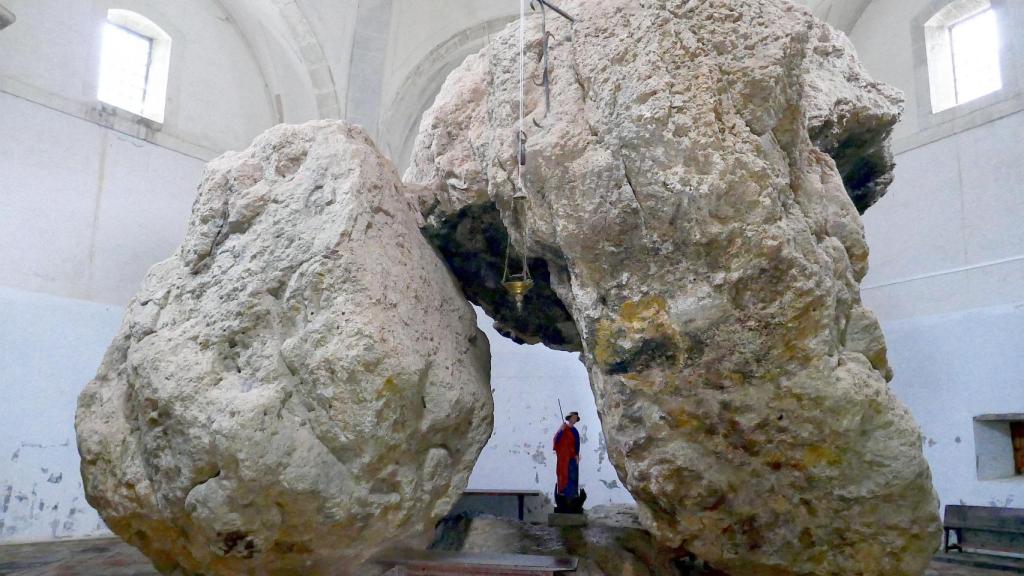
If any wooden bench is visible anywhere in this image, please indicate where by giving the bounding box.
[943,504,1024,555]
[379,549,578,575]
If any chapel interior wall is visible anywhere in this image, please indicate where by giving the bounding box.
[1,0,1022,545]
[852,0,1024,511]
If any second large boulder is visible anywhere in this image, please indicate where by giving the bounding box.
[406,1,941,574]
[77,122,493,575]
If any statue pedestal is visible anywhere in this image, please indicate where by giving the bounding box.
[548,513,587,527]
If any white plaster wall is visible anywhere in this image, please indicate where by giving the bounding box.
[0,94,202,543]
[216,0,323,124]
[468,309,635,507]
[861,110,1024,321]
[0,287,123,542]
[859,110,1024,512]
[344,0,394,135]
[0,92,203,305]
[334,0,519,162]
[791,0,875,33]
[0,0,255,543]
[880,305,1023,510]
[850,0,1024,152]
[0,0,280,158]
[300,0,359,118]
[848,0,927,139]
[853,1,1024,513]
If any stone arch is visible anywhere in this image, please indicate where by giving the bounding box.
[215,0,336,122]
[270,0,341,118]
[343,0,394,136]
[379,15,516,171]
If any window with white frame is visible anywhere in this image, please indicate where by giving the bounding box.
[924,0,1003,113]
[97,10,171,123]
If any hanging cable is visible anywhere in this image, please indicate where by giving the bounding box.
[503,0,533,313]
[502,0,575,314]
[502,0,574,314]
[516,0,527,199]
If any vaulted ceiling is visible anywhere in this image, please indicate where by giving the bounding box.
[215,0,878,166]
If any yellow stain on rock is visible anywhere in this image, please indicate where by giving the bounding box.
[594,319,616,367]
[594,295,676,370]
[619,295,669,325]
[802,445,841,468]
[378,376,399,398]
[668,406,702,431]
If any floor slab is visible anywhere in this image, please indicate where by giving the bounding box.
[1,538,1021,575]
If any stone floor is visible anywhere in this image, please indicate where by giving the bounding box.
[928,558,1024,576]
[0,538,154,576]
[927,554,1024,576]
[0,538,1021,575]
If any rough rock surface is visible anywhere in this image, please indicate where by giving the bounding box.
[802,25,903,212]
[434,505,725,576]
[406,1,940,575]
[76,122,493,575]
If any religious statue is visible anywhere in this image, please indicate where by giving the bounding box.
[552,411,586,513]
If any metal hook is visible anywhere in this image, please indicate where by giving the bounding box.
[527,0,574,126]
[533,0,575,23]
[532,2,554,122]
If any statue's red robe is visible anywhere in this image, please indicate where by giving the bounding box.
[552,423,580,497]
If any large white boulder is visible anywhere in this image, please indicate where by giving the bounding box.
[406,1,940,574]
[76,121,493,575]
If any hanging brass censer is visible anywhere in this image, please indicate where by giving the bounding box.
[502,190,533,314]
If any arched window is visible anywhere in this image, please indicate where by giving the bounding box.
[97,9,171,123]
[925,0,1003,113]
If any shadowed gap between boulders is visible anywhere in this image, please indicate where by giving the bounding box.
[422,203,582,351]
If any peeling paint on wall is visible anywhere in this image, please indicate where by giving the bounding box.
[0,288,122,543]
[988,496,1016,508]
[0,442,110,542]
[531,445,548,466]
